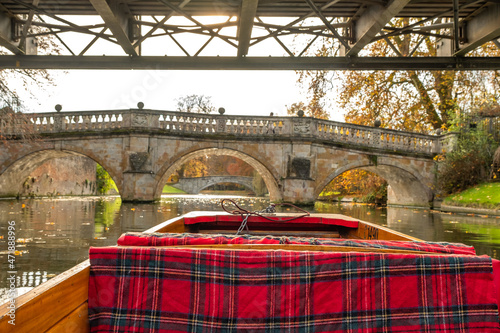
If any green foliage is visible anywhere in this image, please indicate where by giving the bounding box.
[94,198,122,236]
[437,128,496,195]
[359,183,388,204]
[444,182,500,210]
[162,185,186,194]
[96,164,118,195]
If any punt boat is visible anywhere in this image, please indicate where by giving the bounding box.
[1,201,500,332]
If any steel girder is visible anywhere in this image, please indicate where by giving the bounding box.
[0,0,499,70]
[1,55,499,70]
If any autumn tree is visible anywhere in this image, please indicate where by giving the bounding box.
[176,158,208,178]
[292,18,500,133]
[206,156,254,177]
[1,20,60,143]
[173,155,254,180]
[321,169,387,203]
[287,45,331,120]
[176,94,216,113]
[1,21,60,112]
[340,20,500,132]
[290,18,500,200]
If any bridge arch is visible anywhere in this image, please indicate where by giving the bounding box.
[0,148,122,198]
[315,159,433,207]
[155,148,281,201]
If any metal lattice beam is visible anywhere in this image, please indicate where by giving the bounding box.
[454,4,500,56]
[0,34,22,54]
[88,0,138,56]
[347,0,412,56]
[0,7,23,54]
[17,0,38,53]
[237,0,258,57]
[1,55,500,70]
[0,0,499,70]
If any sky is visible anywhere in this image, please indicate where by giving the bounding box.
[28,69,306,118]
[11,14,347,121]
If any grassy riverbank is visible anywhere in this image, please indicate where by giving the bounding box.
[443,182,500,210]
[162,185,186,194]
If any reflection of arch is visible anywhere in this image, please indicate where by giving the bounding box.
[316,160,433,207]
[156,148,281,201]
[0,149,121,197]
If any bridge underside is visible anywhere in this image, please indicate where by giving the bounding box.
[171,176,265,195]
[0,0,499,70]
[363,165,433,208]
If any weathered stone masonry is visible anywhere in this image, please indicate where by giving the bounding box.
[0,109,456,207]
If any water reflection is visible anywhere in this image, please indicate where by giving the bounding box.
[1,196,500,304]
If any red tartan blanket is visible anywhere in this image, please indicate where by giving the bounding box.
[89,247,500,332]
[117,232,477,255]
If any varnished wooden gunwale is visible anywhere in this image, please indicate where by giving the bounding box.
[46,302,90,333]
[0,260,90,333]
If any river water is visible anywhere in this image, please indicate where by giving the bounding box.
[1,195,500,304]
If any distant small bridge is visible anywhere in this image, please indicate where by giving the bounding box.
[170,176,266,195]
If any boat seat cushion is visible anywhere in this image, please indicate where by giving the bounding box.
[117,232,477,255]
[88,246,500,332]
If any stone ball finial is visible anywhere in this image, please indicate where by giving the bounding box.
[297,110,305,117]
[374,119,381,127]
[218,107,225,115]
[137,102,144,110]
[55,104,62,112]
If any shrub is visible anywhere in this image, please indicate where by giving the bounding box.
[437,129,495,195]
[96,164,118,194]
[360,183,387,204]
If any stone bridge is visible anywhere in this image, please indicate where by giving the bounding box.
[171,176,265,195]
[0,108,456,207]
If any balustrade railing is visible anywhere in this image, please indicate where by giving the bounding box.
[0,109,447,154]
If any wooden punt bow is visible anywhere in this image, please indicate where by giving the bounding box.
[1,211,488,332]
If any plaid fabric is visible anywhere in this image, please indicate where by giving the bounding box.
[117,232,476,255]
[89,246,500,332]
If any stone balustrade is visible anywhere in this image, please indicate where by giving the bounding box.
[1,109,452,155]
